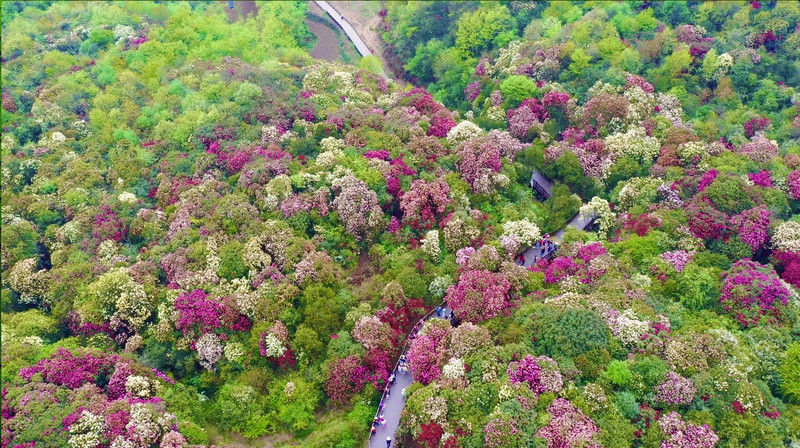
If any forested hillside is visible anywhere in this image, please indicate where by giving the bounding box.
[2,2,800,448]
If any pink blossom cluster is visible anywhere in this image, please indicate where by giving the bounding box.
[661,250,692,273]
[465,81,481,102]
[685,197,728,241]
[331,174,382,240]
[507,355,563,395]
[428,110,456,137]
[675,24,714,59]
[537,398,601,448]
[748,170,773,187]
[787,170,800,200]
[404,87,444,116]
[696,169,718,192]
[720,259,791,327]
[507,98,548,139]
[658,412,719,448]
[534,243,607,285]
[445,270,513,323]
[399,178,453,231]
[325,355,370,404]
[657,183,683,208]
[625,74,654,93]
[19,348,117,389]
[174,289,251,338]
[656,372,697,406]
[772,250,800,288]
[739,135,778,163]
[93,205,128,243]
[408,322,451,385]
[732,205,771,252]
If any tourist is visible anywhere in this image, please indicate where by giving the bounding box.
[387,436,392,447]
[436,306,442,317]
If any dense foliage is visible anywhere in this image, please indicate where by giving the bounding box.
[2,1,800,448]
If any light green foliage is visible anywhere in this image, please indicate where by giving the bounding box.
[500,75,539,105]
[454,4,515,57]
[780,342,800,403]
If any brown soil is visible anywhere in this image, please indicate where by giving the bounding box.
[222,1,259,22]
[349,251,380,287]
[305,17,342,62]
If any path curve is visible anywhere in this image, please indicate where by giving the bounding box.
[366,170,596,444]
[314,1,372,57]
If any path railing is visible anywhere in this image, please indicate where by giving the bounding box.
[368,301,446,440]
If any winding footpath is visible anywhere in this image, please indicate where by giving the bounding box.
[318,5,599,438]
[368,169,596,445]
[314,1,372,57]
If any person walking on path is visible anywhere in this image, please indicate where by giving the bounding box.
[386,436,392,447]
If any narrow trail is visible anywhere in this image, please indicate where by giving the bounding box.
[314,1,390,79]
[368,169,596,445]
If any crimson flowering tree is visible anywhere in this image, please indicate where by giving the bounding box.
[404,87,444,116]
[772,250,800,288]
[720,259,791,327]
[92,205,128,243]
[445,269,513,323]
[428,109,456,137]
[744,116,771,138]
[418,421,444,448]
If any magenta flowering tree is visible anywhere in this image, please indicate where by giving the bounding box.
[720,259,791,327]
[744,116,771,138]
[748,170,773,188]
[536,398,601,448]
[455,131,524,193]
[788,170,800,200]
[507,355,563,395]
[685,197,729,241]
[20,348,117,389]
[445,269,513,323]
[731,205,771,253]
[92,205,128,243]
[404,87,444,116]
[428,109,456,137]
[464,81,481,102]
[174,289,251,339]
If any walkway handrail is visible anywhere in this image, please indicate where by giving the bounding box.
[369,300,446,435]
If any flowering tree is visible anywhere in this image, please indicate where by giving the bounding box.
[400,178,453,231]
[507,355,563,395]
[324,355,369,405]
[331,174,385,241]
[656,372,697,406]
[352,315,395,351]
[536,398,601,448]
[445,270,513,323]
[720,259,791,327]
[658,412,718,448]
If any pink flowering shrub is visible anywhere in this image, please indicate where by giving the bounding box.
[739,135,778,163]
[400,178,453,231]
[484,418,522,448]
[772,250,800,288]
[507,355,563,395]
[456,131,524,193]
[536,398,601,448]
[685,197,728,241]
[661,250,692,273]
[325,355,370,405]
[656,372,697,406]
[731,205,771,252]
[403,87,443,116]
[92,205,128,243]
[720,259,791,327]
[20,348,117,389]
[507,98,548,139]
[428,110,456,137]
[445,270,513,323]
[174,289,251,338]
[464,81,481,102]
[658,412,719,448]
[352,315,395,351]
[748,170,773,187]
[787,170,800,199]
[331,174,384,240]
[408,321,451,385]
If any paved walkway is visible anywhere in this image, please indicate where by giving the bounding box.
[314,1,372,57]
[369,307,452,447]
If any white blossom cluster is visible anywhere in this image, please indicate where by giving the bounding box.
[224,341,245,363]
[773,221,800,252]
[125,374,156,398]
[446,120,484,146]
[429,275,453,299]
[580,196,616,237]
[421,230,441,259]
[262,333,287,358]
[604,126,660,166]
[196,332,223,370]
[502,219,541,248]
[68,411,105,448]
[442,357,466,379]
